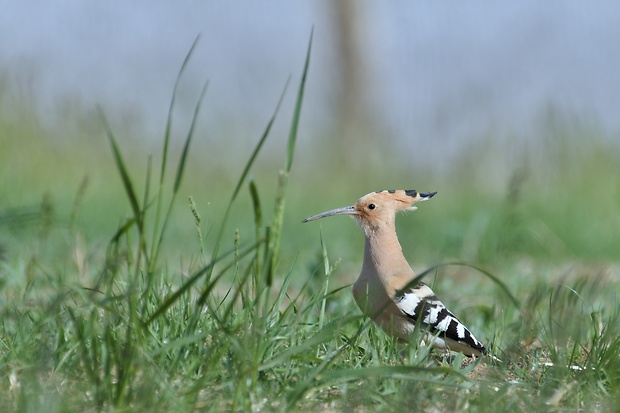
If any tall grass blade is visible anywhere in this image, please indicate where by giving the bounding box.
[134,155,153,274]
[149,35,201,273]
[204,78,290,284]
[97,106,142,231]
[150,80,209,271]
[160,35,201,184]
[268,30,313,285]
[285,28,312,173]
[249,178,263,294]
[173,81,208,194]
[142,156,153,223]
[69,175,89,232]
[267,257,296,317]
[230,80,289,205]
[317,229,330,331]
[248,178,263,238]
[109,217,136,244]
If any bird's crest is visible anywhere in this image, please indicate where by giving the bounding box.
[364,189,437,212]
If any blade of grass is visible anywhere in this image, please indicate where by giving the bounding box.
[203,77,290,286]
[285,27,312,174]
[248,178,263,298]
[160,35,200,184]
[173,81,208,195]
[266,256,297,319]
[97,106,143,233]
[134,155,153,277]
[149,79,209,275]
[149,35,201,273]
[397,261,520,310]
[317,229,330,331]
[268,29,313,286]
[109,217,137,245]
[66,307,99,388]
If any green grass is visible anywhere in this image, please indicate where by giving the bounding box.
[2,39,620,412]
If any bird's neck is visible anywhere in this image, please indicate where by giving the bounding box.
[361,221,413,283]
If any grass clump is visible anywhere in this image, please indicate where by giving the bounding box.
[1,35,620,412]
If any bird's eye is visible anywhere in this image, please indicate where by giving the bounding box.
[368,203,376,210]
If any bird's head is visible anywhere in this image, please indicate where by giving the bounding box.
[303,189,437,233]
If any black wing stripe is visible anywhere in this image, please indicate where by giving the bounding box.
[399,291,486,353]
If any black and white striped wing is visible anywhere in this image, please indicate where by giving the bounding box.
[395,282,486,356]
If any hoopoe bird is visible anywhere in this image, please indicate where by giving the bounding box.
[303,189,488,357]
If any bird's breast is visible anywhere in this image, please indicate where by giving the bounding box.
[352,274,411,340]
[352,274,384,315]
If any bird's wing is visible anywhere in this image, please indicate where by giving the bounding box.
[394,282,487,355]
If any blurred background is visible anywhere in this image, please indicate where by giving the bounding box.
[1,1,619,270]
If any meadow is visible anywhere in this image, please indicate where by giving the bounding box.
[1,44,620,412]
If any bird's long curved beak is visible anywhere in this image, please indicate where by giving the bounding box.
[302,205,358,223]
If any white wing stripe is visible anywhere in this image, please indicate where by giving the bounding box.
[435,315,452,332]
[456,322,466,339]
[424,306,441,325]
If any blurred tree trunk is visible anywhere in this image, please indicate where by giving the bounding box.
[324,0,382,167]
